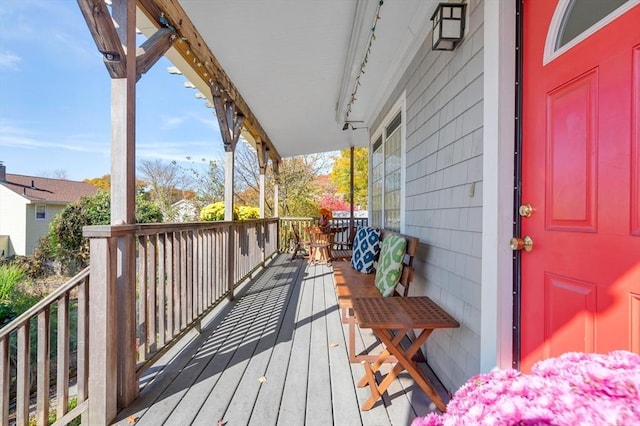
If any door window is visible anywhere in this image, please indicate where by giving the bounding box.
[545,0,636,63]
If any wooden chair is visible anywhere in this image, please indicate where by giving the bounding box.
[333,225,356,250]
[291,224,310,259]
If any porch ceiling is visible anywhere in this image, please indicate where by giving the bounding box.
[138,0,436,158]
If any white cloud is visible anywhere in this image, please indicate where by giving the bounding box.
[0,51,21,69]
[0,120,108,154]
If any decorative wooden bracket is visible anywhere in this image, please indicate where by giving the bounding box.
[77,0,127,78]
[136,27,176,80]
[78,0,176,80]
[256,138,269,173]
[211,84,244,152]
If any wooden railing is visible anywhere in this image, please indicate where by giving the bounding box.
[0,218,278,425]
[0,268,90,426]
[83,218,278,423]
[279,217,368,251]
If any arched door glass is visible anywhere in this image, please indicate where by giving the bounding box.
[556,0,629,49]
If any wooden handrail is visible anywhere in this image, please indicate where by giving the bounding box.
[0,267,89,339]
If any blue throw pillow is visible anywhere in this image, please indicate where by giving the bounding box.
[350,227,381,273]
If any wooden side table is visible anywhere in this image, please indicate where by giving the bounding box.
[351,296,459,412]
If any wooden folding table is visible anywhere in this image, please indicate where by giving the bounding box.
[351,296,459,412]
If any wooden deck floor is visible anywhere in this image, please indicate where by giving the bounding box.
[114,254,448,426]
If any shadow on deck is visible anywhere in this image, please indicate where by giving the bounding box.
[114,254,447,426]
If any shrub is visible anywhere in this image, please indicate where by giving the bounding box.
[49,191,163,273]
[237,205,259,220]
[200,202,238,221]
[412,351,640,426]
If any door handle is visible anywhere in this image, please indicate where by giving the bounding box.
[510,236,533,252]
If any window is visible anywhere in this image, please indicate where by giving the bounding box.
[35,204,46,220]
[370,106,404,232]
[556,0,629,49]
[545,0,634,63]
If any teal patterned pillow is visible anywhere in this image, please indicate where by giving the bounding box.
[351,226,380,273]
[374,234,407,297]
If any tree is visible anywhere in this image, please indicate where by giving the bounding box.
[138,159,189,221]
[183,158,225,204]
[318,194,350,212]
[84,174,149,193]
[48,191,162,273]
[40,169,68,179]
[330,147,368,210]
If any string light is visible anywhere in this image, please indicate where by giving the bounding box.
[344,0,384,121]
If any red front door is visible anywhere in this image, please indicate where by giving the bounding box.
[521,1,640,371]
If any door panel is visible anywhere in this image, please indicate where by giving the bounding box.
[546,71,597,231]
[521,0,640,372]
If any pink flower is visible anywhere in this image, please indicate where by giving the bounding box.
[412,351,640,426]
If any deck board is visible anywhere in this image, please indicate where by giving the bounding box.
[114,254,447,426]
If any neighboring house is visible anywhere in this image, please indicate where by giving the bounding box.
[171,199,199,222]
[0,163,97,257]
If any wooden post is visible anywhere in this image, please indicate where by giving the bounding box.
[224,149,235,221]
[110,0,138,409]
[257,139,268,218]
[88,237,118,424]
[273,160,280,217]
[350,146,355,231]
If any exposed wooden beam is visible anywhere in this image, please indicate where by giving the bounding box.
[77,0,127,78]
[136,0,281,162]
[136,27,176,80]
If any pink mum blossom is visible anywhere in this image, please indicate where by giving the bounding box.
[412,351,640,426]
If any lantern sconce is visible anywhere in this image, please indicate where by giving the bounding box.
[430,3,467,51]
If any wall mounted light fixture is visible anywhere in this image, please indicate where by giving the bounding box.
[431,3,466,51]
[342,121,365,131]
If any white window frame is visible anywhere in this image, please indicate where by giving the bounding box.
[35,204,47,220]
[369,93,406,233]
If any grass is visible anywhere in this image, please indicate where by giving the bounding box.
[0,264,26,301]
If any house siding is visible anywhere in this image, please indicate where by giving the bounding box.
[25,203,64,255]
[371,0,484,393]
[0,186,27,256]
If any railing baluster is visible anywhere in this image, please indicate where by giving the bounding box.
[166,233,174,340]
[37,307,51,425]
[57,294,70,419]
[0,336,8,425]
[148,235,157,354]
[138,235,147,360]
[186,230,194,324]
[77,275,89,424]
[16,322,30,426]
[180,231,187,329]
[157,234,166,347]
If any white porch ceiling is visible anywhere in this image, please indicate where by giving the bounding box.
[146,0,437,157]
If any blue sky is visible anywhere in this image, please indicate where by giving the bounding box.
[0,0,225,182]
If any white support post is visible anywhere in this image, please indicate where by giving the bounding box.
[224,149,235,221]
[273,160,280,217]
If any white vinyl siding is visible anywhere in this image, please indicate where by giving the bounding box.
[369,0,485,393]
